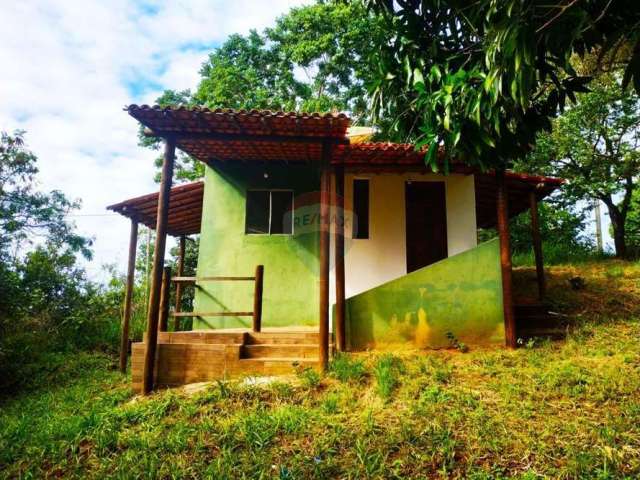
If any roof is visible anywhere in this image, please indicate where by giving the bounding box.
[107,171,561,235]
[334,142,563,228]
[127,105,350,164]
[475,172,562,228]
[117,107,562,233]
[107,181,204,236]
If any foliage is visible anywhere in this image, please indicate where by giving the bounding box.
[295,366,322,389]
[2,261,639,478]
[0,131,91,257]
[365,0,640,172]
[479,199,598,265]
[518,74,640,257]
[372,354,402,400]
[0,131,119,394]
[627,189,640,256]
[145,1,385,181]
[329,352,367,383]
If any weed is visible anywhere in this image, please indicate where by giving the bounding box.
[322,393,339,414]
[329,352,366,383]
[296,366,321,389]
[445,331,469,352]
[373,354,402,400]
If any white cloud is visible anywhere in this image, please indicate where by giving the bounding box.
[0,0,311,281]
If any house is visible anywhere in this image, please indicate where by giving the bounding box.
[108,106,562,393]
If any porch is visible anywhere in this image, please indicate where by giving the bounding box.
[108,106,562,394]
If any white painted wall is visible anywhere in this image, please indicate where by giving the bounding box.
[329,172,477,302]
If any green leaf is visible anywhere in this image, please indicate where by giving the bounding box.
[412,68,424,87]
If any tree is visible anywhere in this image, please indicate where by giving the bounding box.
[265,1,385,120]
[518,75,640,258]
[624,188,640,256]
[0,132,117,391]
[365,0,640,171]
[145,1,385,182]
[0,131,92,259]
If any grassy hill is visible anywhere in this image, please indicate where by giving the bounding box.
[1,261,639,479]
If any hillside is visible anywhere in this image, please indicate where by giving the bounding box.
[1,261,639,479]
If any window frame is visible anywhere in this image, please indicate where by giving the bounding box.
[245,188,295,236]
[352,178,370,239]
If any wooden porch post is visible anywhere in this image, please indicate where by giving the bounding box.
[119,219,138,373]
[173,234,186,331]
[319,141,332,371]
[142,137,175,395]
[529,190,545,300]
[333,164,346,352]
[496,170,517,348]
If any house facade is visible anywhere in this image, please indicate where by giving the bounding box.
[108,106,562,393]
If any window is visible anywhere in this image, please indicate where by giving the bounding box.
[245,190,294,235]
[352,179,369,239]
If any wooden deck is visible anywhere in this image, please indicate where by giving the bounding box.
[131,328,319,392]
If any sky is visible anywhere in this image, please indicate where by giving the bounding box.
[0,0,311,281]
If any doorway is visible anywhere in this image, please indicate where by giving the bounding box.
[405,181,448,272]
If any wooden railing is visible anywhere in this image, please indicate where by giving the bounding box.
[157,265,264,333]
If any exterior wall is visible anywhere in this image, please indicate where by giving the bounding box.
[194,166,479,332]
[335,172,477,299]
[193,163,321,329]
[345,238,505,350]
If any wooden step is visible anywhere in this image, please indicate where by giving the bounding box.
[146,331,247,345]
[241,344,318,359]
[516,315,563,329]
[246,332,319,345]
[234,358,319,376]
[517,327,567,340]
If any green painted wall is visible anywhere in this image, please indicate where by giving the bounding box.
[193,163,320,329]
[344,239,505,349]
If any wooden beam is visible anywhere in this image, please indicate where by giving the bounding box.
[319,141,331,371]
[333,165,346,352]
[529,190,546,300]
[172,276,255,282]
[142,137,175,395]
[173,235,186,331]
[496,170,517,348]
[119,219,138,373]
[158,266,171,332]
[143,128,350,145]
[252,265,264,332]
[171,311,253,317]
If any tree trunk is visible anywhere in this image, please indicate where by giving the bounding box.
[609,207,627,258]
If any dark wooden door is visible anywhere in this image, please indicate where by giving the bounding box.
[405,181,448,272]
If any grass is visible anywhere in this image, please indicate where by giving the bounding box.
[1,260,640,478]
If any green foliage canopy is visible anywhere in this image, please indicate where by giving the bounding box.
[0,131,91,258]
[365,0,640,172]
[144,1,385,182]
[518,74,640,257]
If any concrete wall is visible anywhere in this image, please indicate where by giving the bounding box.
[345,238,505,350]
[334,172,477,299]
[194,165,478,330]
[193,162,321,329]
